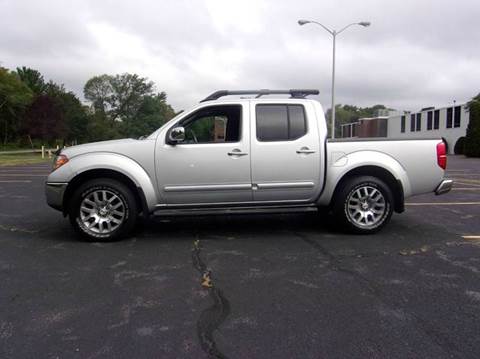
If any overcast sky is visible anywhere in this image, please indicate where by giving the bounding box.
[1,0,479,112]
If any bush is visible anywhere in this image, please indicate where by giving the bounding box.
[465,97,480,157]
[454,137,466,155]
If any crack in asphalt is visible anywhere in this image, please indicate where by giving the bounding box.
[294,231,463,358]
[295,232,381,296]
[192,239,231,359]
[0,224,38,234]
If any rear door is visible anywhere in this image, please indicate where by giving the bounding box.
[250,101,321,202]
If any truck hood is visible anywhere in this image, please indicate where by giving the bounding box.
[62,138,151,158]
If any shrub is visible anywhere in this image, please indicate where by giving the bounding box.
[454,137,466,155]
[465,96,480,157]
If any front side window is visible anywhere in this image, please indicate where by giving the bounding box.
[179,105,241,144]
[256,104,307,141]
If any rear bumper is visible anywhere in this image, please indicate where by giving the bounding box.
[45,182,68,211]
[435,179,453,195]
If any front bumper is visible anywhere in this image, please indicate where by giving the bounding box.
[435,179,453,195]
[45,182,68,211]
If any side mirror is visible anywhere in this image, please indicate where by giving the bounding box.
[168,126,185,144]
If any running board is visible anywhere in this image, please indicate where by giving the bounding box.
[153,204,318,217]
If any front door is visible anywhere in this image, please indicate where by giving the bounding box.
[156,103,252,205]
[250,101,321,202]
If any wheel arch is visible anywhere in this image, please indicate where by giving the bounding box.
[62,169,150,217]
[317,150,410,213]
[330,166,405,213]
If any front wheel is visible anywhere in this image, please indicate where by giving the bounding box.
[332,176,393,234]
[68,178,138,241]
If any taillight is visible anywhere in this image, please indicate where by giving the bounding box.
[436,141,447,170]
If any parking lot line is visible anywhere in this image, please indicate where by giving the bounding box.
[452,178,480,185]
[405,202,480,206]
[0,180,32,183]
[462,236,480,240]
[450,174,480,176]
[0,173,48,177]
[0,170,50,173]
[453,181,480,188]
[0,166,50,170]
[452,188,480,191]
[449,170,478,172]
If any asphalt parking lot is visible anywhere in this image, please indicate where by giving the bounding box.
[1,156,480,359]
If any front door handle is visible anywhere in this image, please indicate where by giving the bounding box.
[296,147,315,154]
[228,149,248,156]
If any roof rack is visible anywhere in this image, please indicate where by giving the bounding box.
[200,89,319,103]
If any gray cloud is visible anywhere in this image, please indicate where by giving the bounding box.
[1,0,479,112]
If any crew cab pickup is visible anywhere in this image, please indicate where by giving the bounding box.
[45,89,452,241]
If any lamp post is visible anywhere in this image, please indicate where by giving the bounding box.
[298,19,370,138]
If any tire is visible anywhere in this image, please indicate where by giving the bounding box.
[332,176,393,234]
[68,178,138,241]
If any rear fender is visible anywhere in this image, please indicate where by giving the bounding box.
[317,150,411,207]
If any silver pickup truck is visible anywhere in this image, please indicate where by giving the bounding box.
[45,89,452,241]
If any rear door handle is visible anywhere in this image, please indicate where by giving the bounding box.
[296,147,315,154]
[228,149,248,156]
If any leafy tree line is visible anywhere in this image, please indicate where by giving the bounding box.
[0,67,176,149]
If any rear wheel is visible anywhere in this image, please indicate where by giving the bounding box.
[333,176,393,234]
[69,178,138,241]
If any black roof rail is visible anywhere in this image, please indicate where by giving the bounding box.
[200,89,319,102]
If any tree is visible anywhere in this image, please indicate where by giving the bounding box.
[16,66,47,95]
[0,68,33,145]
[23,94,66,142]
[83,73,172,139]
[83,73,155,124]
[120,92,176,138]
[465,93,480,157]
[83,74,112,113]
[86,111,121,142]
[109,73,155,122]
[44,81,89,143]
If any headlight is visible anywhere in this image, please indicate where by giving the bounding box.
[53,154,69,171]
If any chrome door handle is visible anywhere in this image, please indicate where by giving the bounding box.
[228,149,248,156]
[296,147,315,154]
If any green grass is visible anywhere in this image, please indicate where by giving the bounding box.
[0,153,52,167]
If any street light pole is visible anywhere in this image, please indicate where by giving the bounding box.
[298,20,370,138]
[331,31,336,138]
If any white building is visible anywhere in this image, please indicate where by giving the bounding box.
[387,104,469,154]
[340,103,469,154]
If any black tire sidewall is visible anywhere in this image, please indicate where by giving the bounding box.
[69,178,137,241]
[334,176,393,234]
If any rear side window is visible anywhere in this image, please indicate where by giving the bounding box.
[256,104,307,141]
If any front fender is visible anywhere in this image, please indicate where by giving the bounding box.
[317,150,411,206]
[48,152,158,212]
